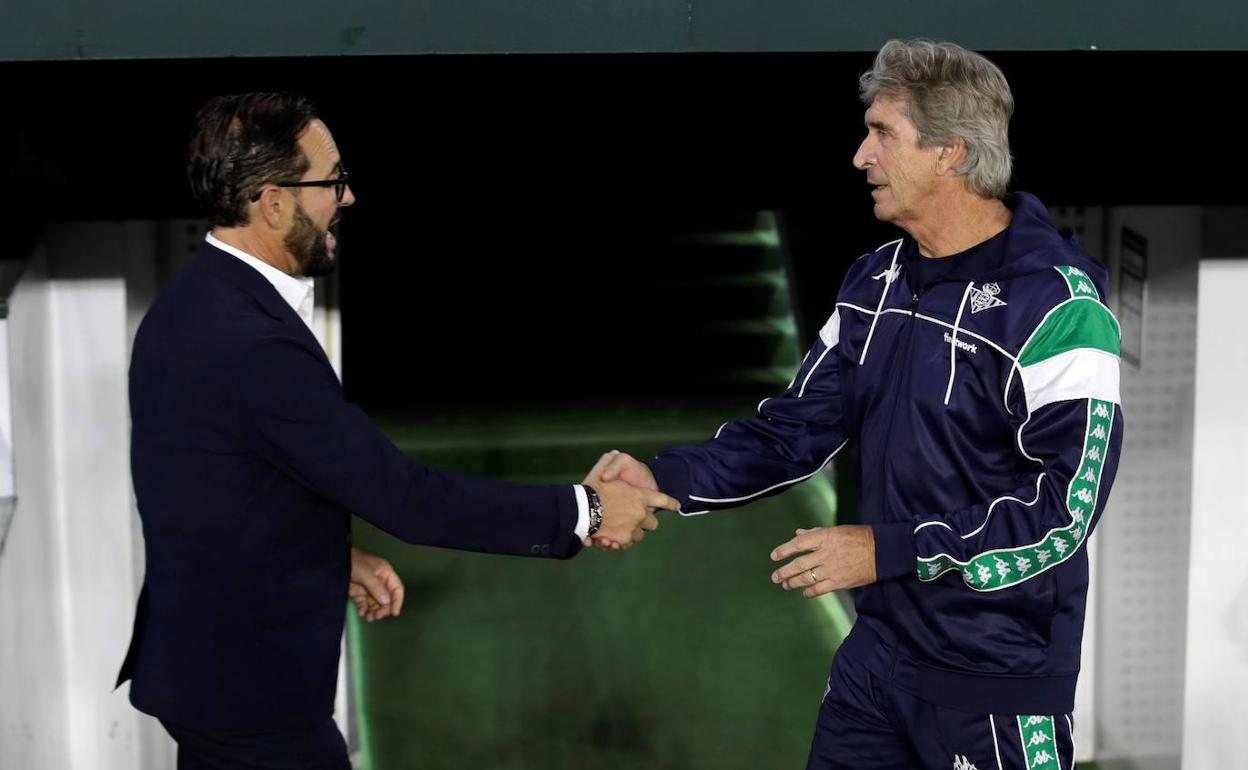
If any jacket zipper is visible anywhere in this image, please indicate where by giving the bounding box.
[875,285,923,526]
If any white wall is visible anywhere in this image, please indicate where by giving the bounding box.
[1181,256,1248,770]
[0,226,149,768]
[1,252,70,769]
[1,314,16,555]
[0,316,13,499]
[1092,207,1200,770]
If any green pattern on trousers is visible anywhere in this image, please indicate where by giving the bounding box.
[1017,715,1060,770]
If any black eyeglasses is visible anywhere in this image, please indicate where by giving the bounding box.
[250,167,350,203]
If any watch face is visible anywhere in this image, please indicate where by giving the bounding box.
[586,486,604,534]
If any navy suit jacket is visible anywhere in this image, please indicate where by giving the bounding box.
[117,241,580,730]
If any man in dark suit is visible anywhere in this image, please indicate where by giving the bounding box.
[116,92,675,769]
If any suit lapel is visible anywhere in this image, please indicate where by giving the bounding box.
[197,241,337,376]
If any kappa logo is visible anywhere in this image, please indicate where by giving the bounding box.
[953,755,978,770]
[969,282,1006,313]
[872,264,902,284]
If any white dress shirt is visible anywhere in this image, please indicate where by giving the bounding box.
[207,233,315,332]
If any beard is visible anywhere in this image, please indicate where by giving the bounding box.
[285,202,337,278]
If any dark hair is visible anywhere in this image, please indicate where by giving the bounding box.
[187,92,317,227]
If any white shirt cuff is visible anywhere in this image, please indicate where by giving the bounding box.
[572,484,590,541]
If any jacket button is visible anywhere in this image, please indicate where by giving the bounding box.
[530,545,541,554]
[540,545,550,555]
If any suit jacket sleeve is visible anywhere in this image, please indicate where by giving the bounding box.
[234,333,581,558]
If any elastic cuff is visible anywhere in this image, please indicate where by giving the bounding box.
[872,522,919,581]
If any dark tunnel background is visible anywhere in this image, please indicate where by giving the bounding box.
[2,51,1242,407]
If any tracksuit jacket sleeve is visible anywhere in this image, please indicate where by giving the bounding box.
[875,286,1125,590]
[235,334,581,558]
[647,314,849,514]
[875,397,1122,590]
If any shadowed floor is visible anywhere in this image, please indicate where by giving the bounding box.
[347,398,848,770]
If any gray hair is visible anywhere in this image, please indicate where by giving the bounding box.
[859,39,1014,198]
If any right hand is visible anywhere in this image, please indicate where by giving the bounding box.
[582,451,677,551]
[592,479,676,549]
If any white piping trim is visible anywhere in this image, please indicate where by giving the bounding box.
[990,715,1003,770]
[688,439,849,504]
[960,473,1046,539]
[857,241,903,366]
[944,282,974,405]
[1055,715,1065,770]
[1015,410,1044,464]
[843,268,1125,371]
[713,422,728,439]
[838,302,1017,362]
[911,473,1046,540]
[1004,362,1019,415]
[904,310,1015,360]
[757,398,770,414]
[787,350,811,390]
[798,346,833,398]
[1065,714,1075,767]
[836,301,878,315]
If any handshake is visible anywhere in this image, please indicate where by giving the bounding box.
[352,451,880,624]
[580,450,678,551]
[577,451,879,597]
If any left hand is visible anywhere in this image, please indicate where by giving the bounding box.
[769,525,878,597]
[349,546,405,622]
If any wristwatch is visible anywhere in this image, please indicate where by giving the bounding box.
[583,484,604,537]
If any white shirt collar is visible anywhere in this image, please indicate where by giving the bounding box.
[206,232,316,332]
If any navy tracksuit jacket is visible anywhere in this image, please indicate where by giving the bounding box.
[649,192,1123,719]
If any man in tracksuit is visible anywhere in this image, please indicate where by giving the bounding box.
[596,39,1122,769]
